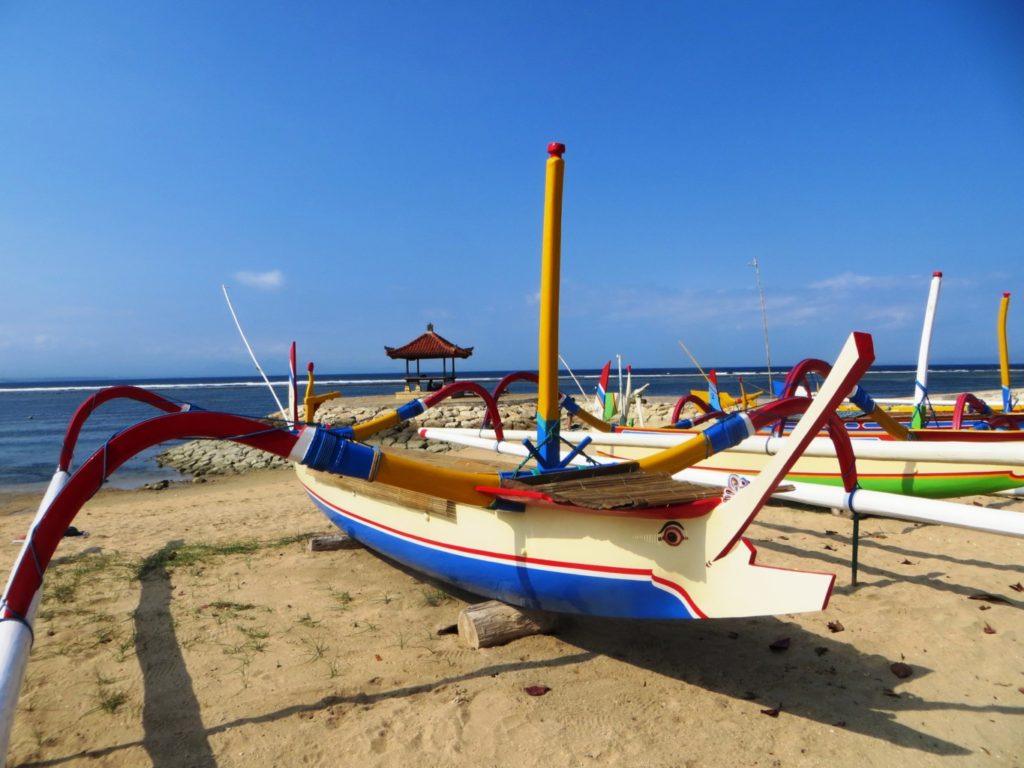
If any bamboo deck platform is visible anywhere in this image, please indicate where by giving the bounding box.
[501,462,722,510]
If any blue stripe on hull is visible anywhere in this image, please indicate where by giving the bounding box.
[305,493,697,620]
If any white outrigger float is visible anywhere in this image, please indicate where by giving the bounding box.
[0,143,924,757]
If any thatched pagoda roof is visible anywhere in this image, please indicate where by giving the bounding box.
[385,323,473,360]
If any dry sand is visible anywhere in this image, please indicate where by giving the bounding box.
[1,462,1022,767]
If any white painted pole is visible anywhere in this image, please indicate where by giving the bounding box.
[912,272,943,427]
[0,469,69,758]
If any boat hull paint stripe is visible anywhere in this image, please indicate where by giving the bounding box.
[301,483,702,619]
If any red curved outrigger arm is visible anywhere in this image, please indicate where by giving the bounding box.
[2,411,300,621]
[772,359,834,435]
[670,393,712,424]
[778,359,830,400]
[58,385,191,471]
[951,392,992,430]
[420,381,506,442]
[490,371,539,403]
[482,371,539,429]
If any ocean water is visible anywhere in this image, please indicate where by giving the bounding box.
[0,365,1016,492]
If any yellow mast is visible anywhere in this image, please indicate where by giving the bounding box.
[998,292,1014,412]
[536,142,566,468]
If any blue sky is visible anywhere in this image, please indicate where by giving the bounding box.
[2,2,1022,379]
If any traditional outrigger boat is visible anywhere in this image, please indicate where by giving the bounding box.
[0,143,982,756]
[287,144,870,620]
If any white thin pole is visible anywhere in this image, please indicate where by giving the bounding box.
[221,285,288,420]
[913,272,942,427]
[558,354,589,399]
[750,257,775,394]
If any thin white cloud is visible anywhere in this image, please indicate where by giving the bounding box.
[50,305,125,319]
[809,272,879,290]
[808,272,916,291]
[864,305,914,327]
[235,270,284,290]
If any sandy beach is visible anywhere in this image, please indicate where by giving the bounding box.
[1,401,1023,767]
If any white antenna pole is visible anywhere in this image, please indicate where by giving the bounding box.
[222,285,288,420]
[750,257,775,394]
[558,354,589,399]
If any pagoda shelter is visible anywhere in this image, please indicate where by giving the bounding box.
[385,323,473,394]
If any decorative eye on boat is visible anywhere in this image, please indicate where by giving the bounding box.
[658,522,687,547]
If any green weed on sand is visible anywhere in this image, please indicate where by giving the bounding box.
[135,533,313,579]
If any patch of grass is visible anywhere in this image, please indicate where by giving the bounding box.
[94,625,116,645]
[327,587,354,610]
[224,642,249,656]
[420,588,453,607]
[296,613,321,629]
[197,600,270,628]
[115,631,137,663]
[98,690,127,714]
[94,671,128,714]
[302,637,329,662]
[206,600,257,614]
[136,533,313,579]
[238,625,270,641]
[234,624,269,653]
[44,552,132,604]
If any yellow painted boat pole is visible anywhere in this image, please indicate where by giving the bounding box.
[998,292,1013,412]
[537,142,566,468]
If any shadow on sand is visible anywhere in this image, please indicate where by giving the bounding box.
[22,540,1020,766]
[134,539,218,767]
